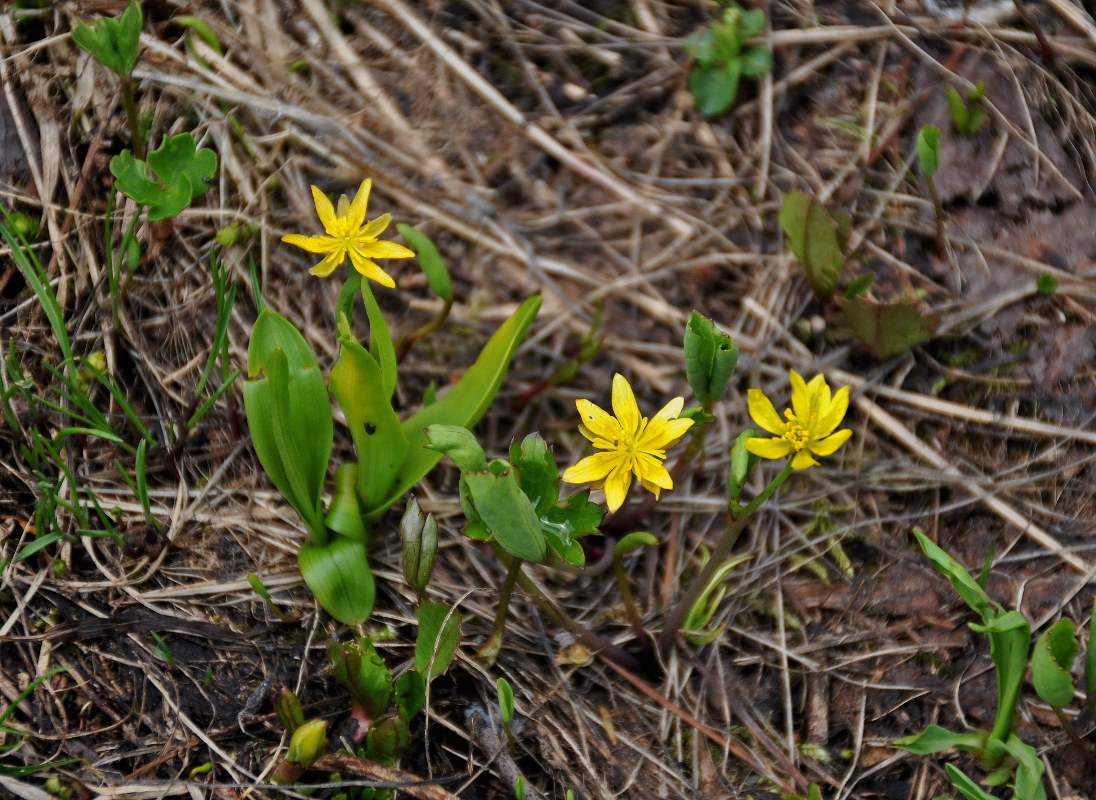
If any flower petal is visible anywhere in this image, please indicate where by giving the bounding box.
[562,451,620,485]
[747,389,786,436]
[635,455,673,490]
[790,370,812,422]
[641,416,694,450]
[310,185,337,233]
[309,251,343,277]
[347,179,372,229]
[358,212,391,240]
[639,478,663,499]
[575,399,621,444]
[815,386,849,438]
[611,374,641,437]
[745,437,794,460]
[808,373,831,415]
[356,238,415,259]
[602,462,633,513]
[791,450,819,469]
[282,233,340,254]
[809,427,851,457]
[348,252,396,287]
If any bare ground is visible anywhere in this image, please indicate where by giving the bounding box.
[3,1,1096,799]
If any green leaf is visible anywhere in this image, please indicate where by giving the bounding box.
[396,224,453,303]
[690,60,740,116]
[1086,598,1096,716]
[541,490,601,565]
[946,86,970,132]
[243,309,331,540]
[110,133,218,221]
[738,7,767,38]
[325,463,369,541]
[917,125,941,178]
[511,433,559,512]
[329,331,408,511]
[987,735,1047,800]
[464,468,547,562]
[330,636,392,717]
[840,295,935,360]
[71,0,143,76]
[683,28,717,64]
[912,531,999,620]
[299,537,375,624]
[1036,272,1058,295]
[970,610,1031,744]
[382,294,540,517]
[614,531,658,559]
[415,601,461,680]
[683,311,739,405]
[424,425,488,473]
[893,724,987,755]
[740,46,773,77]
[365,715,410,763]
[1032,618,1078,708]
[175,15,223,55]
[943,764,1000,800]
[360,285,397,401]
[729,429,761,500]
[844,272,875,299]
[779,191,848,298]
[394,669,426,723]
[496,677,515,724]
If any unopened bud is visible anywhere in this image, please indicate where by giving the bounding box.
[286,719,327,768]
[274,687,304,733]
[400,497,438,599]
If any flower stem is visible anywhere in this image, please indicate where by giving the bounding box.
[613,547,652,658]
[475,556,523,668]
[119,75,145,161]
[658,460,795,653]
[396,297,453,362]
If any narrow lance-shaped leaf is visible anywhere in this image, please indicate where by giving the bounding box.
[415,600,461,681]
[360,284,397,401]
[397,224,453,303]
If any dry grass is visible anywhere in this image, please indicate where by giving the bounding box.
[3,1,1096,798]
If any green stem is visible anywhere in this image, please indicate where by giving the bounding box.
[396,297,453,362]
[1051,706,1095,764]
[119,75,144,160]
[657,460,795,653]
[476,556,524,668]
[926,174,944,257]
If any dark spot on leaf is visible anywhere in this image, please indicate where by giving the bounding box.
[366,423,377,435]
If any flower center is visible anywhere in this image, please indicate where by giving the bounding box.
[329,215,358,240]
[781,421,810,451]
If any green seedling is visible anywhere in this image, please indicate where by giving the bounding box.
[71,0,145,157]
[424,425,602,664]
[111,132,218,222]
[917,125,945,256]
[681,548,751,644]
[895,531,1047,800]
[685,2,773,116]
[497,677,516,751]
[684,311,739,408]
[947,81,988,135]
[248,573,293,622]
[1036,272,1057,295]
[514,776,526,800]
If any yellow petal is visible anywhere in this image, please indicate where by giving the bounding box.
[747,389,786,436]
[790,370,811,422]
[358,212,391,240]
[745,437,794,460]
[575,399,621,444]
[347,179,372,229]
[562,451,620,484]
[651,396,684,424]
[611,374,641,437]
[348,252,396,288]
[356,238,415,259]
[815,385,849,437]
[309,251,343,277]
[283,233,340,254]
[791,450,819,469]
[602,462,633,513]
[310,185,336,233]
[634,454,673,490]
[810,427,851,457]
[639,478,663,499]
[641,415,694,450]
[808,373,831,415]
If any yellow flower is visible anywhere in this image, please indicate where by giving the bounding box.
[282,179,414,287]
[745,370,851,470]
[561,374,694,513]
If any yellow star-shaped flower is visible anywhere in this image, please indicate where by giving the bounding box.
[561,374,695,513]
[745,370,851,470]
[282,179,413,287]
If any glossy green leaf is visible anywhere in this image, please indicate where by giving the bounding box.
[780,191,847,298]
[111,133,217,221]
[244,309,331,540]
[917,125,941,178]
[893,724,987,755]
[299,537,375,624]
[511,433,558,511]
[970,609,1030,744]
[329,331,407,510]
[541,491,600,565]
[330,636,392,718]
[943,764,999,800]
[394,669,426,724]
[465,468,547,562]
[729,429,761,500]
[740,46,773,77]
[360,284,397,401]
[365,715,410,764]
[415,600,461,681]
[396,224,453,303]
[496,677,515,724]
[381,294,540,517]
[986,735,1047,800]
[71,0,142,76]
[683,311,738,405]
[325,463,368,542]
[841,295,935,360]
[1032,618,1078,708]
[690,60,740,116]
[424,425,488,473]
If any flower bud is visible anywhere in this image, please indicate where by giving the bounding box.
[400,496,438,600]
[282,718,327,777]
[274,687,304,733]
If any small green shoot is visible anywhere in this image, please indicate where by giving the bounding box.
[111,132,218,221]
[779,190,850,298]
[1036,272,1058,295]
[497,677,515,751]
[916,125,945,256]
[147,632,176,666]
[248,573,293,622]
[685,3,772,116]
[947,81,988,135]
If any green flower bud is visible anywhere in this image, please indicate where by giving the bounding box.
[286,718,327,768]
[274,687,304,733]
[400,496,438,599]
